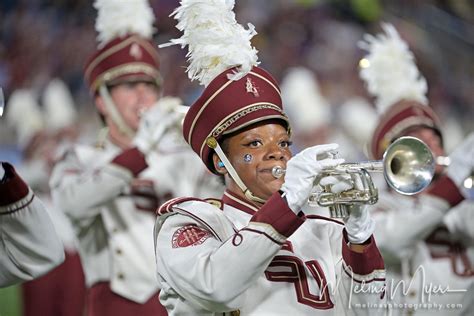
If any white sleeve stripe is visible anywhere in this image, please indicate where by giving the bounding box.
[247,222,286,244]
[241,227,284,245]
[342,262,386,283]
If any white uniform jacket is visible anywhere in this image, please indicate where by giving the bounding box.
[371,175,473,315]
[18,158,79,252]
[154,189,387,315]
[1,162,64,287]
[49,136,222,303]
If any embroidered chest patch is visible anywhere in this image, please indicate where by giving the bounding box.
[172,224,212,248]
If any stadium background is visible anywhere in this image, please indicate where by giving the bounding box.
[1,0,473,314]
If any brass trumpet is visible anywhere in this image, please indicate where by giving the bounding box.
[272,136,436,217]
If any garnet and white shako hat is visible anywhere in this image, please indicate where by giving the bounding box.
[84,0,161,94]
[183,66,289,172]
[164,0,290,203]
[165,0,290,173]
[369,100,442,160]
[358,23,442,160]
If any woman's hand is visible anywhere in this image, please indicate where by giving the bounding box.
[280,143,344,214]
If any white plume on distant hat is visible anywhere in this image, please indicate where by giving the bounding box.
[42,78,77,132]
[358,23,428,114]
[6,89,44,148]
[339,97,377,146]
[442,117,465,153]
[280,67,331,133]
[162,0,259,86]
[94,0,156,48]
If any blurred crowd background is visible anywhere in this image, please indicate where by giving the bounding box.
[1,0,473,152]
[0,0,473,314]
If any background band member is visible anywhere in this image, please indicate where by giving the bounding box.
[5,79,86,316]
[49,0,222,315]
[1,162,64,288]
[359,23,474,315]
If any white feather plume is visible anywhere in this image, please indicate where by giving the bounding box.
[358,23,428,114]
[280,67,331,133]
[163,0,259,86]
[6,89,44,148]
[43,78,77,131]
[94,0,156,48]
[339,97,377,146]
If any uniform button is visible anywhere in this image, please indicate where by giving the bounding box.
[116,248,122,255]
[117,273,125,280]
[409,291,416,298]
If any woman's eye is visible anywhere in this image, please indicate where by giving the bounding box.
[280,141,292,148]
[246,140,262,147]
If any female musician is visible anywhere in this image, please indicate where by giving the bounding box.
[153,1,386,314]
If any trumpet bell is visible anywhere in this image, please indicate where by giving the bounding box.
[383,136,436,195]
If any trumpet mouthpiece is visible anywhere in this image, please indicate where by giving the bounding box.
[271,166,285,179]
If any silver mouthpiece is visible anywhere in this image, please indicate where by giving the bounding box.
[271,166,286,179]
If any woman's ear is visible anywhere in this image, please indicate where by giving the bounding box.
[212,153,227,175]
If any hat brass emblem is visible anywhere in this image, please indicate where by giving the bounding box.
[206,137,218,149]
[129,43,143,60]
[245,78,259,97]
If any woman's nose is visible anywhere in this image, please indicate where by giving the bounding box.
[265,144,285,160]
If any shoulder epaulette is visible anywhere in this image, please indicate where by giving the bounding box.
[204,198,223,210]
[157,197,202,215]
[156,197,223,216]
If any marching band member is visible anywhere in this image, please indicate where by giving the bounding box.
[6,81,86,316]
[0,162,64,287]
[359,23,474,315]
[49,0,222,315]
[154,1,386,315]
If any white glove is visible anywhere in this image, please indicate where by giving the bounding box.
[319,174,354,194]
[281,144,344,213]
[343,204,375,244]
[320,173,375,244]
[133,98,184,154]
[446,132,474,196]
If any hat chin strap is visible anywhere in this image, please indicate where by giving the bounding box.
[99,85,135,139]
[213,141,266,204]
